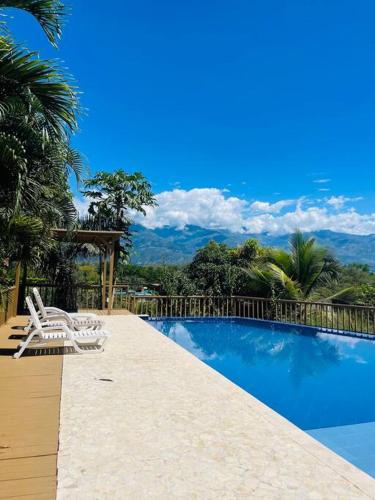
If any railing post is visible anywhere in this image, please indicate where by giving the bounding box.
[107,243,115,315]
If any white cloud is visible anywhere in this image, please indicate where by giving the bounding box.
[314,178,331,184]
[136,188,375,236]
[139,188,248,231]
[250,199,295,213]
[326,195,363,210]
[75,188,374,236]
[318,188,330,192]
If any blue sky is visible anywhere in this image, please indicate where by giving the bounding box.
[8,0,375,234]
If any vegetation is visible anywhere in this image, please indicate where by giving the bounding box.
[155,232,341,300]
[81,169,156,261]
[89,232,374,306]
[0,2,156,312]
[0,2,372,313]
[247,231,340,300]
[0,0,80,287]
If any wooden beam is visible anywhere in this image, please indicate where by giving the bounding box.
[107,243,115,315]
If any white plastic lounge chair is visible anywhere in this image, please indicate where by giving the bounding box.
[14,297,110,359]
[26,287,104,333]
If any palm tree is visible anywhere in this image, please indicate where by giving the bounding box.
[82,170,156,230]
[248,231,340,299]
[0,96,83,288]
[0,0,77,138]
[0,0,84,315]
[82,169,156,259]
[0,39,78,136]
[0,0,64,46]
[0,0,79,255]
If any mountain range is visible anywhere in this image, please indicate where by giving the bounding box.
[129,225,375,269]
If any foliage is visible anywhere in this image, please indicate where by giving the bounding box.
[75,263,99,285]
[0,40,78,136]
[312,263,375,305]
[353,284,375,306]
[82,169,156,261]
[121,234,342,300]
[247,231,340,299]
[0,96,82,270]
[0,0,65,46]
[117,263,165,286]
[159,267,197,296]
[323,283,375,306]
[0,0,82,288]
[186,240,260,296]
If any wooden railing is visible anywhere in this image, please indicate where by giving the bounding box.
[0,286,17,326]
[26,284,158,311]
[25,284,102,311]
[123,295,375,336]
[24,285,375,336]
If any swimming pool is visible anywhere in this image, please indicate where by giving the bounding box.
[149,317,375,477]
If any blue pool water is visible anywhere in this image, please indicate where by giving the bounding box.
[149,318,375,477]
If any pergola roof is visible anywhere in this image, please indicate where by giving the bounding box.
[52,229,123,247]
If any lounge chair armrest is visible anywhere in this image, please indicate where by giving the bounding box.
[42,311,72,324]
[39,324,71,334]
[40,321,66,329]
[44,306,68,314]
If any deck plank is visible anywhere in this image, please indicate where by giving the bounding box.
[0,316,62,500]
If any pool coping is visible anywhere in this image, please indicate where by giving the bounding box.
[57,315,375,498]
[146,315,375,340]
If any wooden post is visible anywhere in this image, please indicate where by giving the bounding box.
[14,262,21,317]
[108,242,115,315]
[17,263,28,315]
[101,249,107,310]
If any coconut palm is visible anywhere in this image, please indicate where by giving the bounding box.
[0,40,78,137]
[0,0,77,138]
[247,231,340,299]
[0,97,82,214]
[0,0,64,46]
[0,96,83,281]
[0,0,80,256]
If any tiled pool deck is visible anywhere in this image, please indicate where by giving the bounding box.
[57,315,375,498]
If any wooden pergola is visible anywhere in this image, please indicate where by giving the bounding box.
[14,228,123,314]
[52,229,123,313]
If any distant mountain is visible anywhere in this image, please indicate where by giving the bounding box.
[129,225,375,269]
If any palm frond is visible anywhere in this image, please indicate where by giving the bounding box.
[0,40,79,135]
[244,263,301,300]
[0,0,65,46]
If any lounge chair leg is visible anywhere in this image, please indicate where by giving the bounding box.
[70,337,107,354]
[14,331,37,359]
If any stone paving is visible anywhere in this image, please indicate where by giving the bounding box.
[57,315,375,499]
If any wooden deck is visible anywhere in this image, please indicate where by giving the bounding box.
[0,316,63,500]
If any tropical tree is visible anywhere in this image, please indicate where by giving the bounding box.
[0,0,79,250]
[0,0,64,45]
[159,266,197,296]
[186,240,261,296]
[247,231,340,299]
[230,238,262,267]
[0,0,82,305]
[82,169,156,261]
[0,97,82,264]
[0,2,76,137]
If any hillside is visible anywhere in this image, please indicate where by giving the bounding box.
[129,225,375,268]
